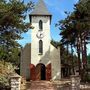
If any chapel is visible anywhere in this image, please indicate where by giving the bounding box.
[20,0,61,81]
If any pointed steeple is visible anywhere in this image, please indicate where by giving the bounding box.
[30,0,51,16]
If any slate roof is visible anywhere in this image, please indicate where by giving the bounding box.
[30,0,52,16]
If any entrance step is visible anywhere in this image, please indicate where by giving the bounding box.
[26,81,56,90]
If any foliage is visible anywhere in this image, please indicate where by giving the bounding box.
[56,0,90,48]
[56,0,90,81]
[0,0,34,62]
[0,46,20,65]
[51,40,78,66]
[0,61,15,86]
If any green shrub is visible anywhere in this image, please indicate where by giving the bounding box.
[0,61,15,87]
[0,74,9,86]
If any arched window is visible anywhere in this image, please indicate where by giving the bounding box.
[39,20,43,30]
[39,40,43,54]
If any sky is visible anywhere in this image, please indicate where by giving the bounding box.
[17,0,90,54]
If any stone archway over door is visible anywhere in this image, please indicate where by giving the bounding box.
[36,63,46,80]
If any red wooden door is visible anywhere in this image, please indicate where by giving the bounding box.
[46,63,51,80]
[36,64,41,80]
[36,63,46,80]
[30,64,36,81]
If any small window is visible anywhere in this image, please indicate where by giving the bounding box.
[39,40,43,54]
[39,20,43,30]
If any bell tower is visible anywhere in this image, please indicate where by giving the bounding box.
[21,0,61,80]
[29,0,52,66]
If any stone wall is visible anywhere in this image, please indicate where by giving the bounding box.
[31,16,51,66]
[20,43,61,80]
[52,75,80,90]
[10,74,21,90]
[20,43,31,80]
[20,15,61,80]
[71,75,80,90]
[50,45,61,80]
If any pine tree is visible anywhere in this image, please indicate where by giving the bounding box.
[0,0,34,62]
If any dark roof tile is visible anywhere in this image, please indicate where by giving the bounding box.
[30,0,51,16]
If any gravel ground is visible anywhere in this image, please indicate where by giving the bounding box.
[80,83,90,90]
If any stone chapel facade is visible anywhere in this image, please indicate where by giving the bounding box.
[20,0,61,81]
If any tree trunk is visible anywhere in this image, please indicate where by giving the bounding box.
[83,38,87,65]
[71,45,75,75]
[77,38,81,75]
[80,34,88,82]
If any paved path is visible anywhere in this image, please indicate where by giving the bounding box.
[21,80,90,90]
[26,81,56,90]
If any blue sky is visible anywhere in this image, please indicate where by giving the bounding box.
[17,0,90,54]
[18,0,78,45]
